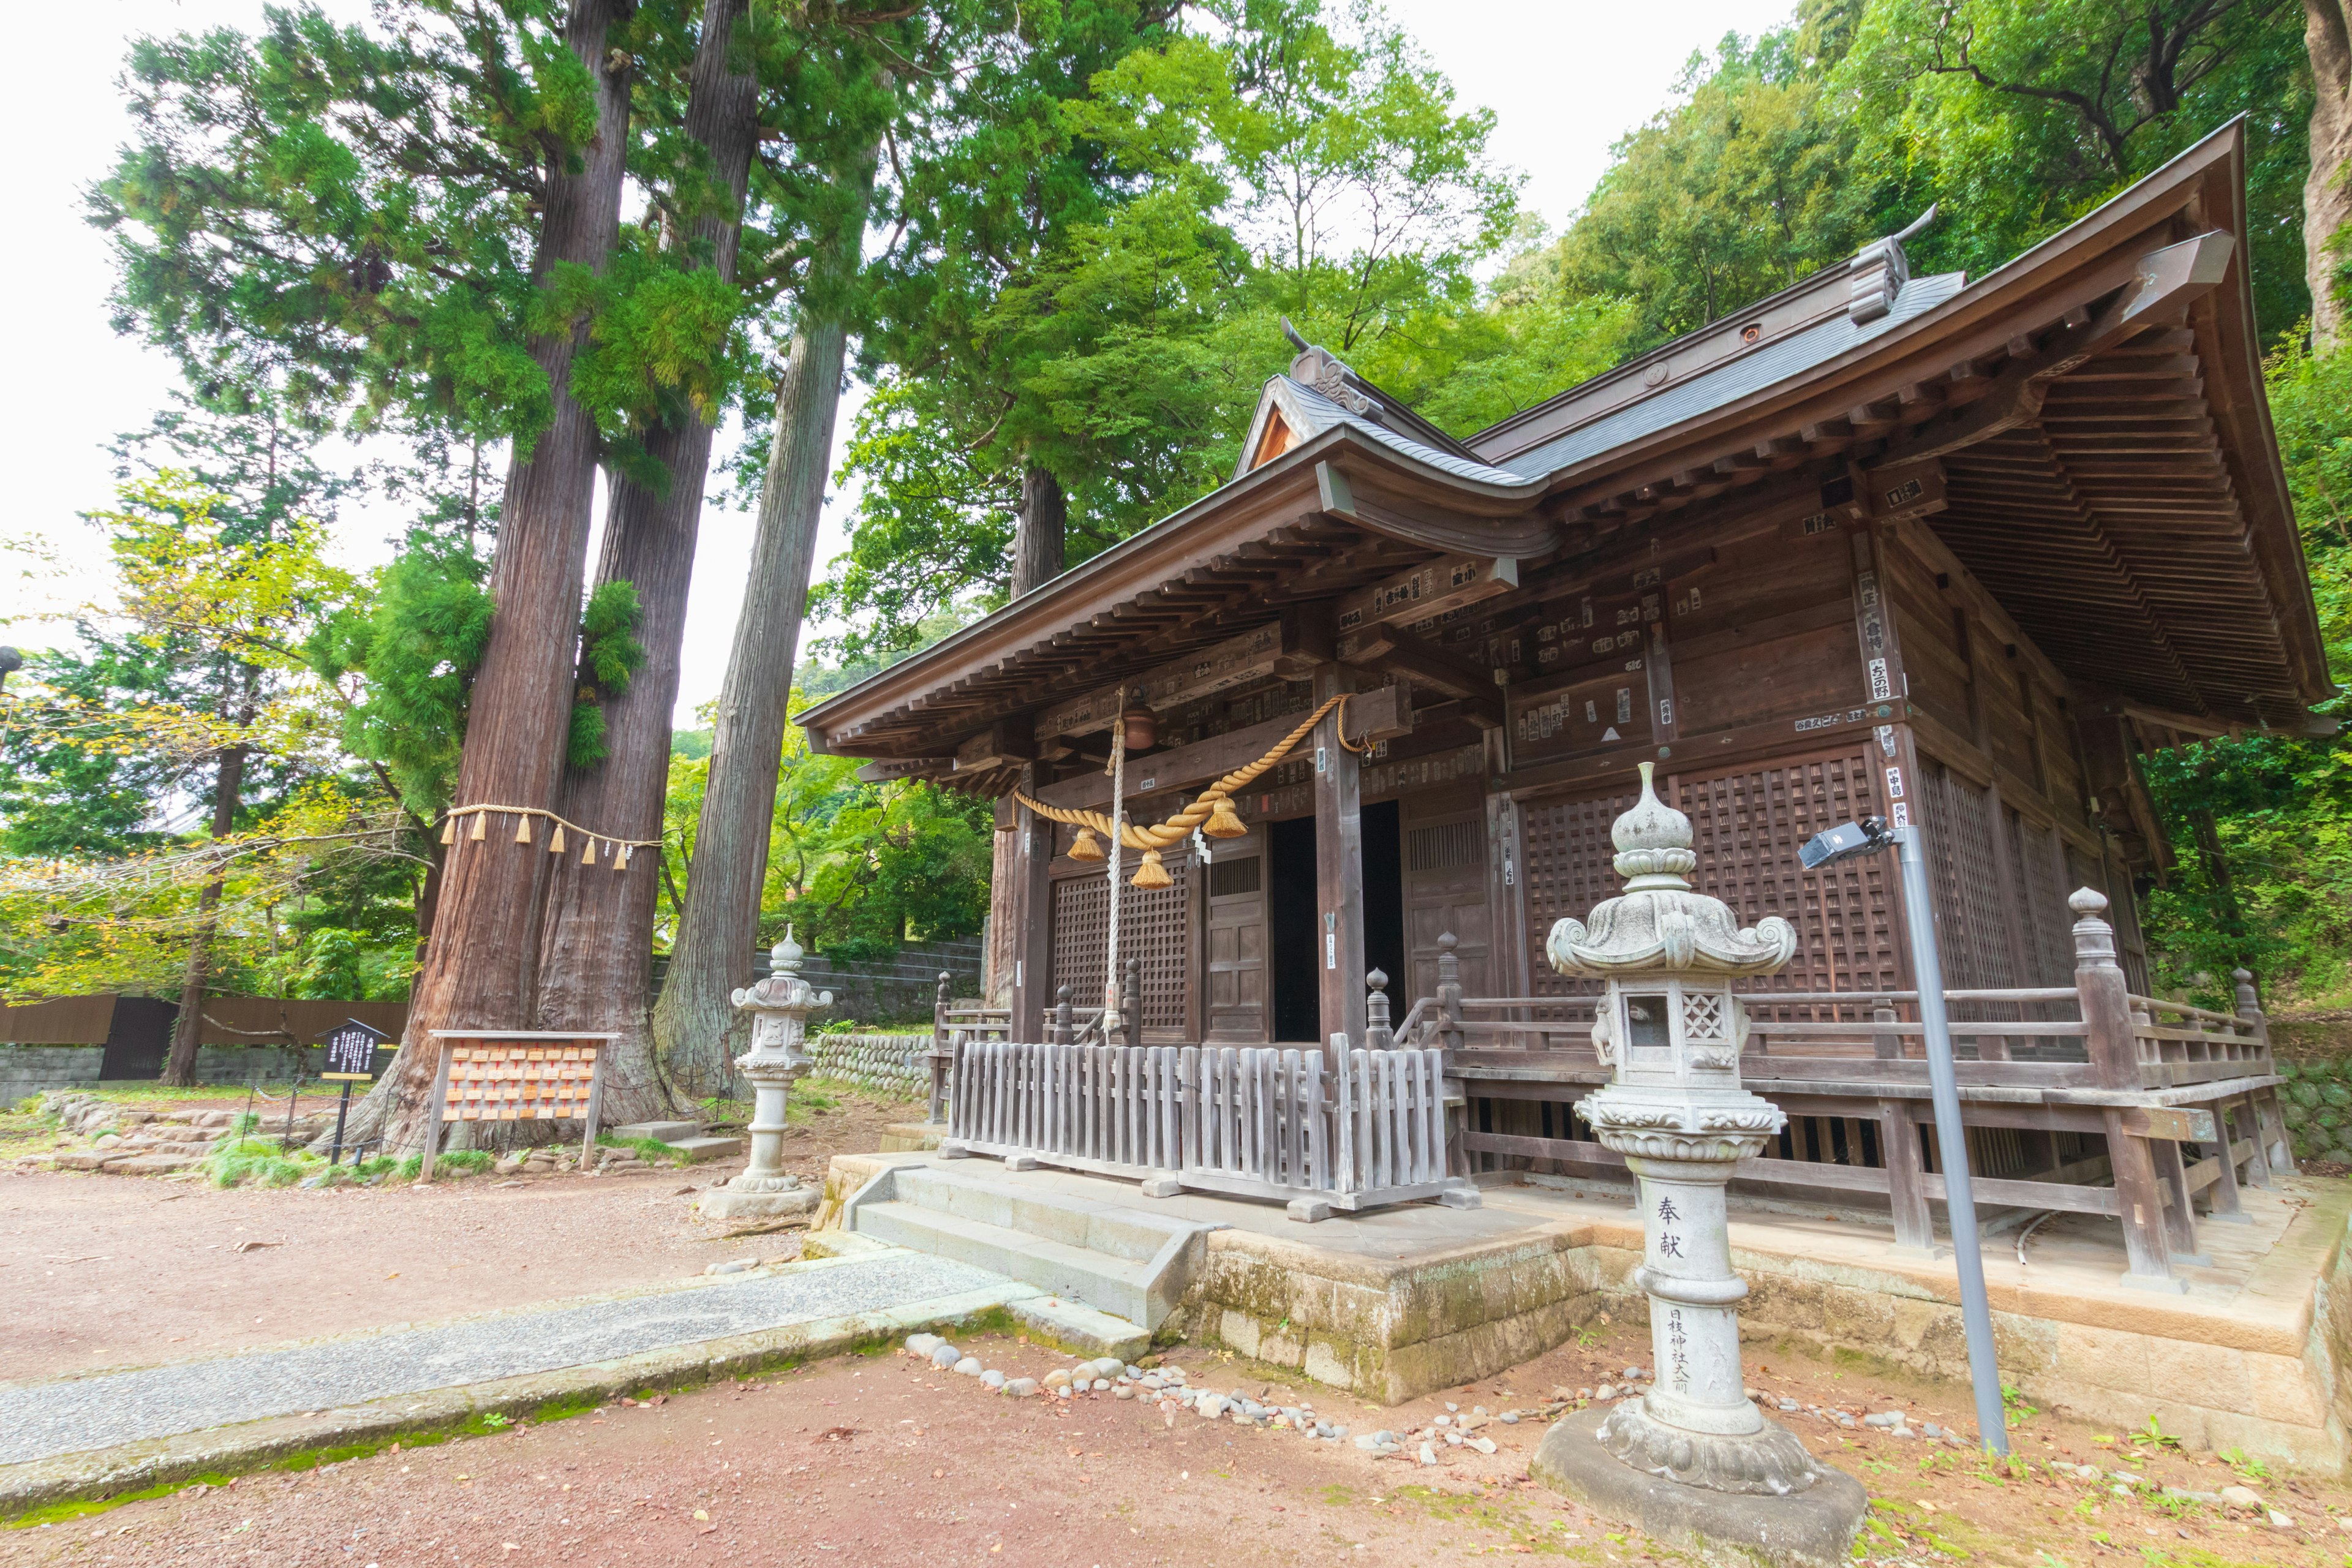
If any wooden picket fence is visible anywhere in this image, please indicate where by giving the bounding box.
[944,1039,1461,1211]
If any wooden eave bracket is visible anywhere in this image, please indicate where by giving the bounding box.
[1866,230,2237,473]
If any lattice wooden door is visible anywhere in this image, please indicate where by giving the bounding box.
[1050,855,1197,1041]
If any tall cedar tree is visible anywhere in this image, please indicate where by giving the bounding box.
[534,0,762,1116]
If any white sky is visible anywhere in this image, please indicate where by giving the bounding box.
[1,0,1791,725]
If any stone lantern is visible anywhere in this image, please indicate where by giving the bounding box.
[698,927,831,1223]
[1531,763,1864,1566]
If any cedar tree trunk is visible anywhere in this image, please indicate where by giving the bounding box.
[650,152,877,1093]
[2310,0,2352,349]
[355,0,638,1155]
[1011,464,1066,598]
[160,728,251,1087]
[535,0,760,1123]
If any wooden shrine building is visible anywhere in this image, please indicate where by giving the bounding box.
[801,124,2331,1276]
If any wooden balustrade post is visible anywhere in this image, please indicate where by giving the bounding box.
[1365,969,1395,1051]
[1052,984,1074,1047]
[2234,967,2293,1180]
[1121,957,1144,1049]
[2073,887,2180,1290]
[1435,932,1465,1050]
[1872,998,1902,1061]
[925,971,954,1125]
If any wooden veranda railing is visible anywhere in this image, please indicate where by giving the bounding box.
[944,1038,1461,1212]
[1406,888,2287,1289]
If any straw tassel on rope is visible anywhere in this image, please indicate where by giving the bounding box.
[1008,691,1363,886]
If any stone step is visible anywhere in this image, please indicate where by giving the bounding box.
[668,1136,744,1164]
[609,1120,701,1144]
[852,1201,1163,1327]
[1008,1296,1152,1362]
[888,1165,1180,1265]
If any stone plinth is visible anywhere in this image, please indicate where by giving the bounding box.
[1534,1408,1868,1568]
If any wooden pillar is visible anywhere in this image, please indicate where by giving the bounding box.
[1483,729,1529,997]
[1008,764,1056,1044]
[2106,1109,2183,1289]
[2203,1100,2250,1221]
[2231,1095,2272,1190]
[1313,663,1366,1054]
[2149,1137,2206,1262]
[1880,1099,1936,1254]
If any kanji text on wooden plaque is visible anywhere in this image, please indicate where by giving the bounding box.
[442,1042,602,1121]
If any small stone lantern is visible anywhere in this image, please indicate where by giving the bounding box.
[698,927,831,1223]
[1532,764,1864,1564]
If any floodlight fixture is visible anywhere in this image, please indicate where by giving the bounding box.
[1798,815,1891,871]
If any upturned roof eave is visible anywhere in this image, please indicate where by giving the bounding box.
[797,420,1543,747]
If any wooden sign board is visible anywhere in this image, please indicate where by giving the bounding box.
[1036,623,1286,742]
[1334,555,1518,635]
[420,1030,619,1182]
[317,1018,393,1082]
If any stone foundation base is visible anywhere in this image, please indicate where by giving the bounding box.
[697,1182,822,1223]
[1534,1406,1866,1568]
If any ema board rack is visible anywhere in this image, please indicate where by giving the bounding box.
[419,1030,620,1182]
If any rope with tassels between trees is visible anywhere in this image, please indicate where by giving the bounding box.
[437,802,661,870]
[1009,692,1374,889]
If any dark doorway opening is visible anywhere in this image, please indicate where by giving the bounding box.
[1268,815,1319,1043]
[1363,799,1405,1022]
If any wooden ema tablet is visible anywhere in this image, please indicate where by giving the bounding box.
[442,1043,603,1121]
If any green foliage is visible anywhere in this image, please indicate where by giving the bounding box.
[1547,24,1878,343]
[567,579,648,770]
[2139,339,2352,1012]
[655,690,992,978]
[307,533,494,818]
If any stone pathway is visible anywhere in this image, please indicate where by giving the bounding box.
[0,1251,1006,1466]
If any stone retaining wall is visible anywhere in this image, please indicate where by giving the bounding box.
[2275,1054,2352,1163]
[806,1034,930,1099]
[1,1044,312,1103]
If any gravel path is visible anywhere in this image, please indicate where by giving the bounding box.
[0,1252,1004,1466]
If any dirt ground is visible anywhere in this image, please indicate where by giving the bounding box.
[9,1320,2347,1568]
[0,1080,917,1383]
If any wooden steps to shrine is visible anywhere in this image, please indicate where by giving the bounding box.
[840,1161,1212,1332]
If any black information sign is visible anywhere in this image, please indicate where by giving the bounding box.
[320,1019,392,1080]
[315,1019,394,1164]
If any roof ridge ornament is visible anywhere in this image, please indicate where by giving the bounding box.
[1281,317,1378,416]
[1849,203,1939,325]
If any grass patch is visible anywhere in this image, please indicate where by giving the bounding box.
[596,1132,683,1164]
[203,1136,319,1189]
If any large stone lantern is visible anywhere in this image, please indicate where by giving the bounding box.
[698,928,831,1223]
[1531,764,1864,1566]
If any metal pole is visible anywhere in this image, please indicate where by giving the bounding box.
[1893,824,2010,1458]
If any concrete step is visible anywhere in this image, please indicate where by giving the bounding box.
[853,1201,1162,1327]
[610,1120,700,1144]
[839,1160,1212,1330]
[668,1136,743,1164]
[889,1166,1177,1264]
[1008,1297,1151,1362]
